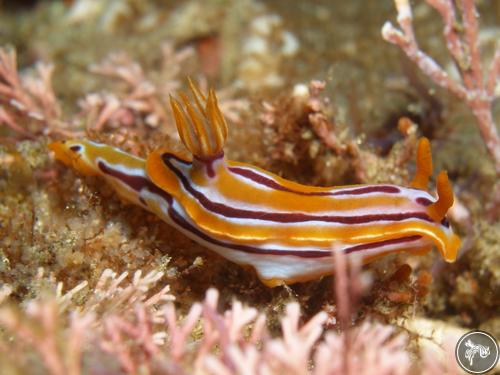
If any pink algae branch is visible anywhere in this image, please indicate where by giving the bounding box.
[0,253,467,374]
[0,259,419,374]
[0,47,82,140]
[382,0,500,181]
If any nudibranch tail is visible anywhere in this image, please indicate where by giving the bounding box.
[409,138,459,262]
[169,78,228,160]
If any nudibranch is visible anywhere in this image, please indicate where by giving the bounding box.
[49,80,460,287]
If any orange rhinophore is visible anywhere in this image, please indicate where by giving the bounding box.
[49,81,461,287]
[410,137,433,190]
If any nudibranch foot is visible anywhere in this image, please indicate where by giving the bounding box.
[49,80,461,287]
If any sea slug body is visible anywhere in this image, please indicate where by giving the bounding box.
[49,80,461,287]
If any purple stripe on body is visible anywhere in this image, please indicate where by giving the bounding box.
[97,161,173,205]
[416,197,432,206]
[168,207,332,258]
[168,153,192,165]
[96,160,433,259]
[97,160,331,258]
[194,156,220,178]
[163,154,433,224]
[343,235,422,254]
[229,167,332,196]
[229,166,400,196]
[331,185,401,195]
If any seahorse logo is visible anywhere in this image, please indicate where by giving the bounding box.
[464,339,490,366]
[456,331,499,374]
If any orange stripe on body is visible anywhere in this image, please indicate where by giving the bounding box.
[146,150,459,259]
[168,189,456,251]
[189,160,417,214]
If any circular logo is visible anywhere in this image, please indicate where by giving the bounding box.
[455,330,499,374]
